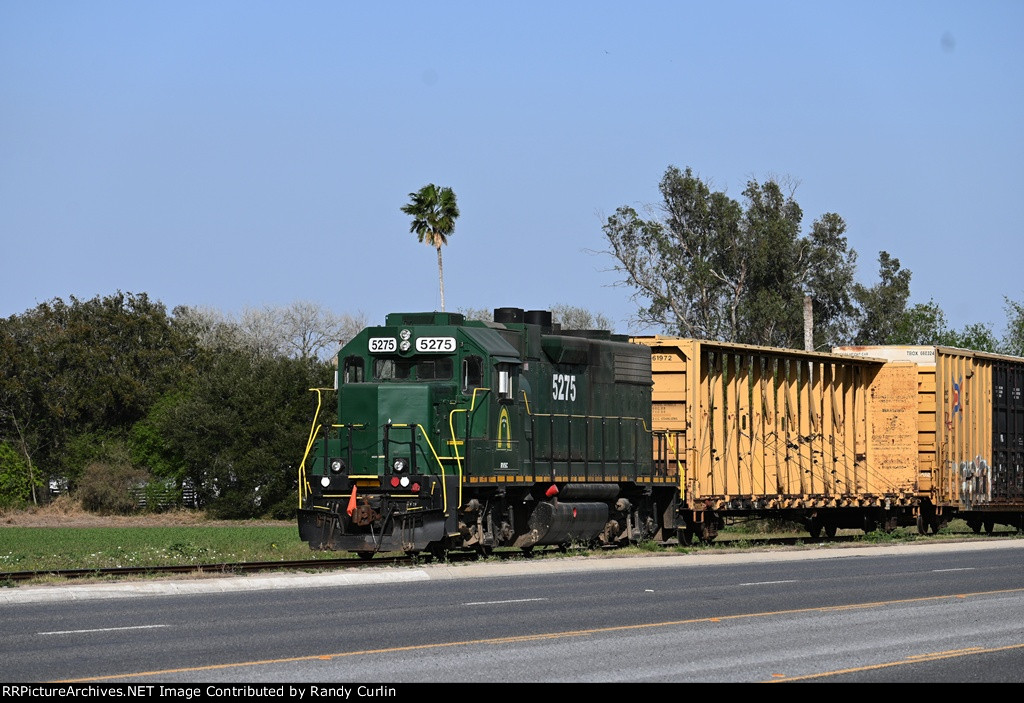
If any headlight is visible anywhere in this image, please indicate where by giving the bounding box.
[330,459,345,474]
[393,457,409,473]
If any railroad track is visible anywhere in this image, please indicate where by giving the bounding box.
[0,557,405,583]
[0,546,557,583]
[3,533,1016,584]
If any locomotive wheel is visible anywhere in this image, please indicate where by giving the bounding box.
[676,527,694,547]
[916,514,928,535]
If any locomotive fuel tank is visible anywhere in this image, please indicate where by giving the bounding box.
[514,500,610,549]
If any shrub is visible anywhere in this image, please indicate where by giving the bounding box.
[0,442,43,508]
[77,460,148,515]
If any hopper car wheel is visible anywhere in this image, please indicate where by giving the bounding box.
[967,519,982,534]
[916,514,936,535]
[357,552,374,561]
[824,523,837,539]
[676,528,694,547]
[917,514,942,535]
[984,519,995,535]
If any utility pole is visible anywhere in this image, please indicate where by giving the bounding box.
[803,296,814,351]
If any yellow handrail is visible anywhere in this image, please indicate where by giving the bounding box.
[298,388,332,507]
[390,423,454,515]
[448,387,491,506]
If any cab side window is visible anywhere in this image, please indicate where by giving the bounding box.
[462,356,483,392]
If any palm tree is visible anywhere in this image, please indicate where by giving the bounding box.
[401,184,459,311]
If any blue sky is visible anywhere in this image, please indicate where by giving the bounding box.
[2,1,1022,338]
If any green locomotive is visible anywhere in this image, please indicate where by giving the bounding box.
[297,307,679,558]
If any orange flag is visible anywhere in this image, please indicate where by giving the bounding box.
[346,484,358,516]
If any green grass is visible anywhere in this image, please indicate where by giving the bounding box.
[0,525,334,573]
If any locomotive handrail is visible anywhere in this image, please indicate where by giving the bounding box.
[520,390,649,426]
[298,387,334,507]
[518,389,654,479]
[387,422,453,516]
[299,424,320,507]
[447,386,491,505]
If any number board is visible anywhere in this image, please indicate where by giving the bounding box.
[368,337,397,353]
[415,336,456,353]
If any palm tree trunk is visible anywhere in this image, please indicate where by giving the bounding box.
[436,245,446,311]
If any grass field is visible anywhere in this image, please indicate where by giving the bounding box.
[0,525,335,573]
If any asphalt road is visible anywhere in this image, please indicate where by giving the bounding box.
[4,539,1024,684]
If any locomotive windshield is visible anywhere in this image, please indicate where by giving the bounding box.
[462,356,482,392]
[342,356,364,383]
[373,357,453,381]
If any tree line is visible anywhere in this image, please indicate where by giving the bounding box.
[602,165,1024,353]
[0,293,363,517]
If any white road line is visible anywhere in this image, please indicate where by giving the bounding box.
[463,598,549,606]
[933,568,975,572]
[38,624,170,636]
